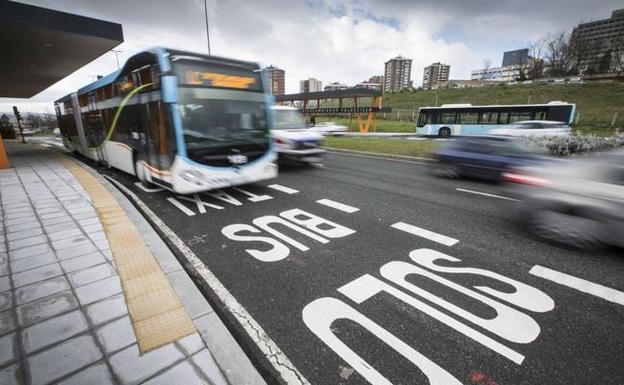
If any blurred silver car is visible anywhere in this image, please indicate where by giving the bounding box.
[504,149,624,249]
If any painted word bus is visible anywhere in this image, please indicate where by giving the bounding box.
[416,101,576,137]
[55,47,277,194]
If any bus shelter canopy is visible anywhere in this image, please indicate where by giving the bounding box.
[0,1,123,98]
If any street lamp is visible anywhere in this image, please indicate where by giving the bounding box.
[110,49,122,69]
[204,0,211,55]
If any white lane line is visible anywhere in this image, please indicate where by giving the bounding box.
[455,188,518,201]
[166,197,196,216]
[267,184,299,194]
[316,199,359,213]
[391,222,459,247]
[529,265,624,306]
[106,176,309,385]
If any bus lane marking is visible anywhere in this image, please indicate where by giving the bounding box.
[391,221,459,247]
[267,184,299,194]
[166,197,196,216]
[316,199,359,213]
[530,265,624,306]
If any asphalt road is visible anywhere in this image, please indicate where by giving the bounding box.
[97,150,624,385]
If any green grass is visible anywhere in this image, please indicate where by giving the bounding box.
[324,137,438,158]
[318,82,624,132]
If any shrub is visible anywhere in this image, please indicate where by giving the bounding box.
[527,132,624,156]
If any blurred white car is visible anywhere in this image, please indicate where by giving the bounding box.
[271,106,325,164]
[308,121,348,135]
[491,120,571,138]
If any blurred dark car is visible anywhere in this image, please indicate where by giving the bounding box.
[430,136,544,181]
[504,149,624,249]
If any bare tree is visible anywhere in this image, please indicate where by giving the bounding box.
[544,32,573,77]
[524,38,546,80]
[480,58,492,80]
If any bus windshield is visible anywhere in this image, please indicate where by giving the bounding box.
[273,109,306,130]
[178,87,269,151]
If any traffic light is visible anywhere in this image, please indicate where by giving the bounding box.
[12,106,22,121]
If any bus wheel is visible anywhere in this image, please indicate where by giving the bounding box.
[134,159,154,188]
[438,127,451,138]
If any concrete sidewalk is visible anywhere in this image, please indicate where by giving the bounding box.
[0,142,266,385]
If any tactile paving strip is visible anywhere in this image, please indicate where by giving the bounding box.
[61,158,196,352]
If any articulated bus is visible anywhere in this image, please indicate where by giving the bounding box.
[416,101,576,137]
[55,47,277,194]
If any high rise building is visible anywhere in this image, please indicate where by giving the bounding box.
[354,75,384,91]
[422,62,450,89]
[502,49,529,67]
[570,9,624,73]
[299,78,322,93]
[261,65,285,95]
[368,75,384,85]
[383,56,412,92]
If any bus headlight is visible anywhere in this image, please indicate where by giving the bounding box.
[180,169,204,183]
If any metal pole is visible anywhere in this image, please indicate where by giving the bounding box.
[204,0,211,55]
[110,50,121,69]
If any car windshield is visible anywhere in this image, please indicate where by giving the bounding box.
[273,109,306,130]
[178,87,269,151]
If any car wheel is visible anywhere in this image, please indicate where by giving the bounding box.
[528,209,604,250]
[438,127,451,138]
[432,162,460,179]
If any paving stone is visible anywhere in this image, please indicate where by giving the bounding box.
[68,263,115,288]
[41,215,73,227]
[78,217,99,226]
[0,363,20,385]
[52,236,90,251]
[40,211,66,220]
[94,239,110,251]
[14,276,70,305]
[0,263,7,277]
[60,251,107,273]
[44,222,78,234]
[143,360,207,385]
[27,335,103,385]
[83,223,103,234]
[0,278,9,292]
[22,310,89,353]
[0,332,18,366]
[6,227,44,242]
[191,350,228,385]
[10,243,52,261]
[8,235,48,251]
[10,252,56,274]
[0,252,7,264]
[5,211,36,220]
[16,290,78,327]
[109,343,184,385]
[0,310,16,336]
[168,270,213,319]
[96,316,136,354]
[47,228,83,242]
[12,262,63,288]
[5,220,41,234]
[57,363,115,385]
[56,242,98,261]
[72,211,97,220]
[4,217,38,228]
[176,332,205,356]
[0,290,13,312]
[85,294,128,326]
[74,276,122,305]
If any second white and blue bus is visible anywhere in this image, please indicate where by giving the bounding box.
[416,101,576,137]
[55,47,277,194]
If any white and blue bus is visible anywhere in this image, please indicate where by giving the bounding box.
[416,101,576,137]
[55,47,277,194]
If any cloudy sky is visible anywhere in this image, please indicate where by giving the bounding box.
[1,0,621,113]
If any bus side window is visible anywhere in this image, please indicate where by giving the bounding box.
[498,112,509,124]
[439,112,456,124]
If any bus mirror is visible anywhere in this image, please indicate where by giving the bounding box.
[161,76,179,103]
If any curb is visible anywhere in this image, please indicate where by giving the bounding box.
[68,156,270,385]
[323,146,434,162]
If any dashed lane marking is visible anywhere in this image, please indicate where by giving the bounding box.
[455,188,518,202]
[391,221,459,247]
[529,265,624,306]
[316,199,359,213]
[267,184,299,194]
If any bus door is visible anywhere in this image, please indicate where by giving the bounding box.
[137,101,176,176]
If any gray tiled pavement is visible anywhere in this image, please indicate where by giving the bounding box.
[0,144,232,385]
